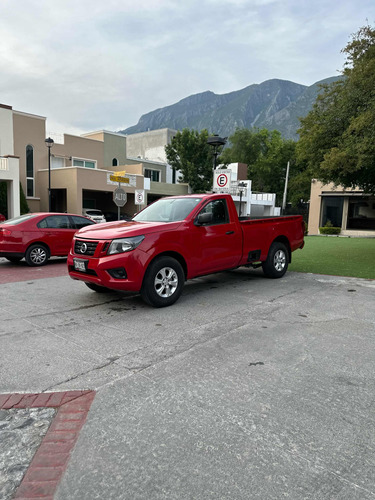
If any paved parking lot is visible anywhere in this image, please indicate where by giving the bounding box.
[1,261,375,499]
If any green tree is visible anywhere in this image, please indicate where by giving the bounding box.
[297,24,375,193]
[165,129,220,193]
[20,182,29,214]
[220,128,309,205]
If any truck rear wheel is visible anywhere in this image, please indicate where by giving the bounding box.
[141,256,184,307]
[262,242,288,278]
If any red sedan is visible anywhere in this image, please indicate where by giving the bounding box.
[0,213,96,266]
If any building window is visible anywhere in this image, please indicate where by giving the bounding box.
[112,158,118,166]
[73,158,96,169]
[51,157,65,169]
[321,196,344,227]
[347,197,375,230]
[26,145,34,197]
[144,169,160,182]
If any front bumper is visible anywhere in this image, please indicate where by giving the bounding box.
[67,248,146,292]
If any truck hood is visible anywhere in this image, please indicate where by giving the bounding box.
[75,220,182,240]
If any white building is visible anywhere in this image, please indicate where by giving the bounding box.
[214,163,280,217]
[0,104,20,219]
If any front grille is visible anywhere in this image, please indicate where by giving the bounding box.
[74,239,99,256]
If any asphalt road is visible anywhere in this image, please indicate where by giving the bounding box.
[1,258,375,499]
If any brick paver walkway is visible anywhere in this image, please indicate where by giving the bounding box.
[0,391,95,499]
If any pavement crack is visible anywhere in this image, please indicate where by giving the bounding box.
[43,356,124,391]
[268,289,299,302]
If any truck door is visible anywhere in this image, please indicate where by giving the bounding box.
[191,199,242,274]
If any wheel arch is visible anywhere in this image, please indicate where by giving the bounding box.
[271,236,291,262]
[145,251,188,280]
[26,241,51,257]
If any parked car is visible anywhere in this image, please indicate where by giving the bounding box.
[68,193,305,307]
[0,214,6,223]
[82,209,106,223]
[0,212,96,266]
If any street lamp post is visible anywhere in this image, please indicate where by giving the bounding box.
[45,137,54,212]
[238,181,247,217]
[207,135,227,169]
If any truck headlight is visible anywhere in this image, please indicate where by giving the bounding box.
[107,235,145,255]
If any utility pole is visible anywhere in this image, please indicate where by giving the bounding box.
[282,161,290,215]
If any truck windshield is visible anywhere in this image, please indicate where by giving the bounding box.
[133,198,202,223]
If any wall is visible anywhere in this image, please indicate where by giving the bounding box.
[37,166,144,214]
[82,131,128,168]
[102,132,127,167]
[126,128,176,163]
[126,128,178,183]
[308,180,375,236]
[0,104,14,155]
[53,134,104,169]
[0,157,20,219]
[13,110,46,211]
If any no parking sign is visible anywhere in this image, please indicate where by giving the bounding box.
[213,169,231,192]
[135,189,145,205]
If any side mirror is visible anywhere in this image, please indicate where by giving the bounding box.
[195,212,213,226]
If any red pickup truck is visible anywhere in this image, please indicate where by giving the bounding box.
[68,194,304,307]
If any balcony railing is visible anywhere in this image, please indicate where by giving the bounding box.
[251,192,276,202]
[0,157,9,171]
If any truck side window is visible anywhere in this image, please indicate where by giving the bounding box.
[200,200,229,225]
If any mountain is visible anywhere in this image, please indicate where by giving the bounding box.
[120,77,342,140]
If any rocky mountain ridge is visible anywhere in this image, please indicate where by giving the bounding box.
[120,76,341,140]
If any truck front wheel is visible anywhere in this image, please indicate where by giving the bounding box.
[141,256,184,307]
[262,242,289,278]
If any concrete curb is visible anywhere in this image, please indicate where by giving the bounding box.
[0,391,96,499]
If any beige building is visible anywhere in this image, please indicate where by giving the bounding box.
[1,105,188,219]
[308,180,375,237]
[125,128,178,183]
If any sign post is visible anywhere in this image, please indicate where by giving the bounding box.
[110,171,130,184]
[213,169,231,193]
[110,171,129,220]
[113,186,127,220]
[135,189,145,213]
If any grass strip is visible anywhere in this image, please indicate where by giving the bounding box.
[289,236,375,279]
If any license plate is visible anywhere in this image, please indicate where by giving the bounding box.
[73,258,88,272]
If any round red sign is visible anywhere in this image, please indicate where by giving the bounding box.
[217,173,228,187]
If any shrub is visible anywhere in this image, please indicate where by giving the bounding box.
[319,226,341,235]
[319,220,341,235]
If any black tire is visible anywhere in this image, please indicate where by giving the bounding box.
[141,256,184,307]
[85,282,111,293]
[262,242,289,279]
[25,244,49,266]
[5,256,23,263]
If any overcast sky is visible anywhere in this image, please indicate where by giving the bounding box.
[0,0,373,136]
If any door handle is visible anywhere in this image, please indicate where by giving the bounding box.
[226,231,234,235]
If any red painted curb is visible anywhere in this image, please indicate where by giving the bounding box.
[0,259,68,285]
[0,390,96,499]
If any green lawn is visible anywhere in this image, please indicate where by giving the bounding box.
[289,236,375,279]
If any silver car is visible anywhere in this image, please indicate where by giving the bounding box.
[82,209,106,223]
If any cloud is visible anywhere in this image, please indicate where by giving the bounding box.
[0,0,373,134]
